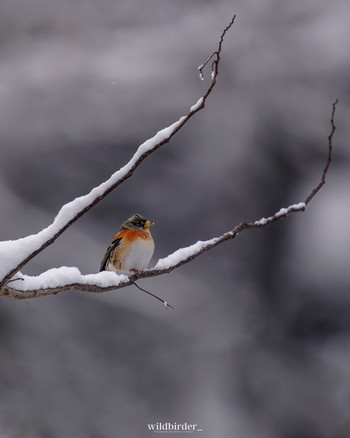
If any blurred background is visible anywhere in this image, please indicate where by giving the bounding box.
[0,0,349,437]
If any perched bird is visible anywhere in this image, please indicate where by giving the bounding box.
[99,214,155,273]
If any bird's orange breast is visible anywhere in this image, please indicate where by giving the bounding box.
[112,228,152,243]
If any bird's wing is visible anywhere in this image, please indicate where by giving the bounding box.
[99,237,122,272]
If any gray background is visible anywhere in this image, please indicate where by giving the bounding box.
[0,1,349,437]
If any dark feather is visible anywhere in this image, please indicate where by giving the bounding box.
[99,237,122,272]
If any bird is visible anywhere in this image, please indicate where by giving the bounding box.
[99,213,155,274]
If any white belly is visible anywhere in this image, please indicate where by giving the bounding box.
[109,239,154,272]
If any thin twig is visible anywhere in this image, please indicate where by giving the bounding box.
[131,281,174,309]
[198,15,237,80]
[304,98,339,205]
[6,277,24,284]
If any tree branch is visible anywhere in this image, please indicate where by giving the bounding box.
[0,16,237,288]
[1,96,338,301]
[0,20,339,307]
[304,98,338,205]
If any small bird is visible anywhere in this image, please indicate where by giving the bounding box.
[99,214,155,273]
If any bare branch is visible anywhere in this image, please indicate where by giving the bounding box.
[131,281,174,309]
[198,15,236,81]
[0,16,237,288]
[304,98,339,205]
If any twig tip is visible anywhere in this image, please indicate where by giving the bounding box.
[164,301,175,310]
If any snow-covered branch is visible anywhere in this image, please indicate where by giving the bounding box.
[2,202,307,299]
[0,17,338,305]
[0,16,237,289]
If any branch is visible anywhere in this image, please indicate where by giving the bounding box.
[1,98,339,301]
[0,15,237,288]
[304,98,338,205]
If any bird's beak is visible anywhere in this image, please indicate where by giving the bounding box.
[144,220,154,229]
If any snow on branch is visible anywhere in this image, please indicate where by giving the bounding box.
[0,18,339,305]
[2,99,339,301]
[0,16,237,289]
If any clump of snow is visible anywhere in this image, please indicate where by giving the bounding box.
[197,65,205,81]
[254,218,268,226]
[10,267,128,292]
[254,202,306,226]
[154,237,220,270]
[290,202,306,210]
[275,207,288,217]
[190,97,203,112]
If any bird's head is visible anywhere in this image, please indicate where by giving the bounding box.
[121,214,154,230]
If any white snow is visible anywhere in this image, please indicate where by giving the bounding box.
[197,64,205,81]
[290,202,306,210]
[10,267,128,291]
[0,101,201,283]
[255,218,268,226]
[275,207,288,217]
[254,202,306,226]
[190,97,204,112]
[154,237,220,270]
